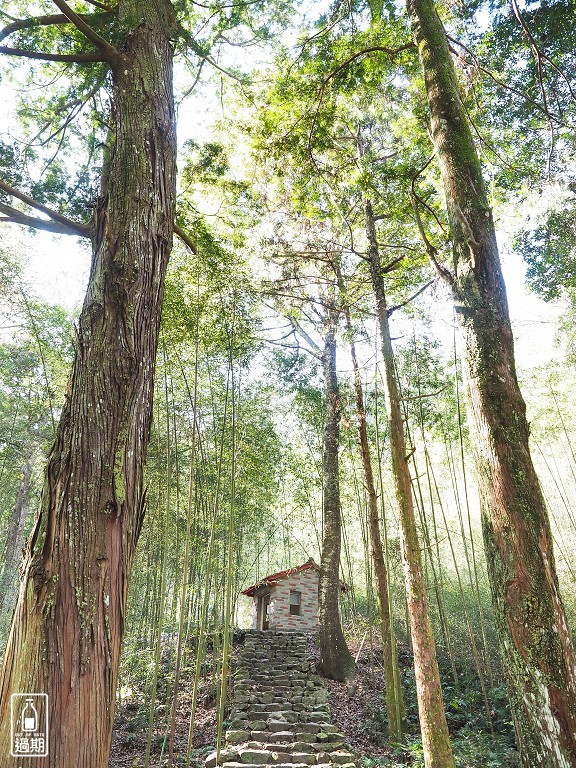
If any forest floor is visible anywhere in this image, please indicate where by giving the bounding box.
[109,635,519,768]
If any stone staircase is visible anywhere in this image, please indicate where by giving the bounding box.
[205,631,355,768]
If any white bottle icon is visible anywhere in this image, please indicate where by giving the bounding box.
[22,698,37,732]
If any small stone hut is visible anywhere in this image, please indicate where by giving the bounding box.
[242,559,321,632]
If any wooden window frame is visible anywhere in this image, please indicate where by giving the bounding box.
[289,590,301,616]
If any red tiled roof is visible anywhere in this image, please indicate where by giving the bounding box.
[241,558,318,596]
[241,557,348,596]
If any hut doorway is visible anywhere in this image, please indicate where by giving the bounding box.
[257,592,271,630]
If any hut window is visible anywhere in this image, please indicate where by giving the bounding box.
[289,591,301,616]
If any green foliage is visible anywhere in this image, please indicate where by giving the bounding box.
[516,202,576,300]
[0,141,23,190]
[0,259,75,647]
[4,0,576,760]
[359,669,517,766]
[360,729,518,767]
[400,659,513,739]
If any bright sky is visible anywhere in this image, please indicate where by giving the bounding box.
[501,241,565,368]
[6,212,563,381]
[2,228,90,312]
[0,0,565,373]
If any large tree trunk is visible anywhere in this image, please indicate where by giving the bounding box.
[0,2,177,766]
[365,198,454,768]
[406,2,576,765]
[342,301,405,739]
[0,451,33,621]
[318,313,355,682]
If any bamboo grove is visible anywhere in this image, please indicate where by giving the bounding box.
[0,1,576,767]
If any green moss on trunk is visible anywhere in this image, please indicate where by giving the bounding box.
[407,1,576,765]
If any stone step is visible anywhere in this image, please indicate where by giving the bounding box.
[222,763,319,768]
[236,749,274,764]
[307,712,330,722]
[243,647,308,653]
[266,713,299,723]
[245,721,270,732]
[250,731,294,743]
[243,684,311,691]
[227,730,252,745]
[231,720,333,734]
[292,733,346,746]
[241,703,292,713]
[261,743,314,753]
[294,724,321,734]
[247,653,308,656]
[230,749,332,767]
[265,753,317,765]
[238,687,302,695]
[236,677,302,683]
[250,665,308,669]
[232,708,314,720]
[242,698,302,706]
[211,632,353,768]
[206,750,239,768]
[237,695,297,705]
[241,658,308,664]
[329,752,356,765]
[267,722,298,733]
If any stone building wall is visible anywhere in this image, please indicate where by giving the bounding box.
[267,569,319,631]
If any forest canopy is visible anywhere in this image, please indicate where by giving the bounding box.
[1,1,576,768]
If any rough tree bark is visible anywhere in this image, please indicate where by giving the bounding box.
[407,1,576,765]
[0,1,177,766]
[318,310,355,682]
[365,198,454,768]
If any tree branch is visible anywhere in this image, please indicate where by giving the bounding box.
[323,43,414,87]
[447,35,565,124]
[83,0,115,11]
[0,203,89,237]
[30,82,102,146]
[401,384,449,402]
[174,224,197,254]
[51,0,119,63]
[409,190,454,288]
[307,42,414,165]
[0,180,90,236]
[0,45,104,62]
[290,318,322,358]
[1,13,67,42]
[387,280,433,316]
[381,254,406,275]
[1,11,112,43]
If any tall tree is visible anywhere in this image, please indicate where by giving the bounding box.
[338,275,406,739]
[0,1,177,765]
[364,196,454,768]
[406,1,576,764]
[317,303,355,682]
[264,246,355,681]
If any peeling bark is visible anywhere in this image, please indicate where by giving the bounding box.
[0,1,177,766]
[407,1,576,765]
